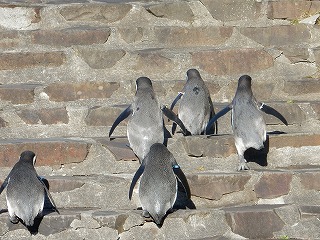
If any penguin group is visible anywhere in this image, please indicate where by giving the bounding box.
[109,69,288,225]
[0,69,288,231]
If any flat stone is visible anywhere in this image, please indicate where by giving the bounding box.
[146,2,194,22]
[60,4,132,23]
[0,31,20,48]
[0,117,8,128]
[96,137,138,161]
[201,0,261,22]
[300,205,320,218]
[298,171,320,191]
[182,135,236,158]
[278,46,310,63]
[0,138,90,167]
[44,176,86,193]
[17,107,69,125]
[310,102,320,120]
[224,205,285,239]
[240,25,311,47]
[313,47,320,68]
[254,172,292,199]
[283,79,320,96]
[192,49,273,76]
[153,26,233,47]
[267,1,320,20]
[0,84,39,104]
[187,173,251,200]
[118,27,143,43]
[76,48,125,69]
[92,210,128,232]
[31,27,111,47]
[44,82,120,102]
[269,133,320,149]
[0,52,66,70]
[85,106,127,127]
[133,50,173,74]
[0,6,41,30]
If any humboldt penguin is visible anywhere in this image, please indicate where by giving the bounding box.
[129,143,190,226]
[206,75,288,170]
[170,69,217,135]
[0,151,59,226]
[109,77,186,162]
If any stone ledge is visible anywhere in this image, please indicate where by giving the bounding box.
[0,138,91,167]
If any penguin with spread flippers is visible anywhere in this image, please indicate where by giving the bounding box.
[109,77,186,162]
[170,69,217,135]
[206,75,288,171]
[0,151,59,227]
[129,143,190,226]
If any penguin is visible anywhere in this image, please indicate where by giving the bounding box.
[109,77,186,162]
[0,151,59,227]
[170,69,217,135]
[206,75,288,171]
[129,143,191,226]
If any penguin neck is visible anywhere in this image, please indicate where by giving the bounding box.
[236,86,253,98]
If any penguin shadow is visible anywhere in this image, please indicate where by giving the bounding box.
[174,181,196,210]
[244,131,287,167]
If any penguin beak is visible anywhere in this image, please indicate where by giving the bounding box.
[33,155,37,166]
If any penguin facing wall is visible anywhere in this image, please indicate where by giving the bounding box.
[109,77,186,162]
[0,151,59,227]
[206,75,288,171]
[129,143,191,226]
[170,69,217,135]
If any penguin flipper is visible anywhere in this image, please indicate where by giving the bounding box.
[109,105,132,138]
[38,177,60,214]
[129,163,145,200]
[0,175,9,195]
[259,102,288,126]
[170,92,184,110]
[206,104,232,134]
[161,106,187,135]
[173,164,191,199]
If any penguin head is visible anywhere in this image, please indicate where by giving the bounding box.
[186,69,201,81]
[238,75,252,89]
[136,77,153,90]
[19,151,36,166]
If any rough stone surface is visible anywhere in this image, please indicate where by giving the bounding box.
[0,139,90,167]
[240,25,311,47]
[0,31,20,48]
[284,79,320,96]
[76,48,126,69]
[0,84,39,104]
[187,173,251,200]
[0,6,41,30]
[60,4,132,23]
[192,49,274,75]
[31,27,111,47]
[0,52,66,70]
[146,2,194,22]
[298,171,320,191]
[201,0,261,22]
[153,26,233,47]
[254,172,292,199]
[17,107,69,125]
[267,1,320,20]
[44,82,120,102]
[85,106,126,127]
[225,205,285,239]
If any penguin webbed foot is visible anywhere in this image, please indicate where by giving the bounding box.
[9,215,19,224]
[142,210,150,218]
[237,157,250,171]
